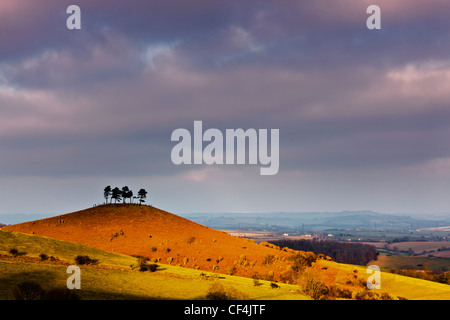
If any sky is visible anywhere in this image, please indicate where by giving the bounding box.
[1,0,450,217]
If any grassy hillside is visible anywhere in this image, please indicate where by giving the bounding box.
[0,260,309,300]
[0,230,307,300]
[2,206,449,300]
[2,230,449,300]
[0,229,134,268]
[329,261,450,300]
[2,204,303,280]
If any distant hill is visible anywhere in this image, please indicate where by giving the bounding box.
[181,211,450,231]
[2,204,298,279]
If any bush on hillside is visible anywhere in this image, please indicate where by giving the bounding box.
[206,282,249,300]
[352,290,398,300]
[13,281,46,300]
[289,252,317,272]
[9,248,19,257]
[135,256,158,272]
[303,276,329,300]
[39,253,48,261]
[74,255,98,265]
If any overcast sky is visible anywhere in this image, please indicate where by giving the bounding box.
[1,0,450,217]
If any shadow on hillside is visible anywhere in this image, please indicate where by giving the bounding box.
[0,270,60,299]
[0,270,179,300]
[78,289,168,300]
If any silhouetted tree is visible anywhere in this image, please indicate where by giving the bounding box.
[122,188,133,204]
[137,188,147,205]
[121,186,130,204]
[111,187,122,203]
[103,186,112,204]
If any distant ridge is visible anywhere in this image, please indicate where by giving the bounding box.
[181,211,450,231]
[3,204,297,279]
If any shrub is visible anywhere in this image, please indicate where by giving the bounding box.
[279,270,296,284]
[74,255,97,265]
[9,248,19,257]
[262,254,274,265]
[227,266,237,275]
[13,281,45,300]
[39,253,48,261]
[137,257,149,271]
[187,237,196,244]
[148,264,158,272]
[304,277,328,300]
[327,285,353,299]
[206,282,249,300]
[352,290,397,300]
[289,252,317,272]
[300,268,329,300]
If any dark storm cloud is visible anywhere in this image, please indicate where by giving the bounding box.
[1,0,450,181]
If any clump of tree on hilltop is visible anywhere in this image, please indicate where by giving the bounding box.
[103,186,148,205]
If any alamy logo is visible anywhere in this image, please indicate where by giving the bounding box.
[67,265,81,289]
[171,121,279,175]
[366,265,381,289]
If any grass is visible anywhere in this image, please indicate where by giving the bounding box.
[0,230,308,300]
[0,260,308,300]
[1,229,449,300]
[1,204,301,280]
[322,260,450,300]
[0,229,134,268]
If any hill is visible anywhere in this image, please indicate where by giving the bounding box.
[182,211,450,231]
[5,205,450,300]
[0,230,308,300]
[2,204,301,280]
[2,230,449,300]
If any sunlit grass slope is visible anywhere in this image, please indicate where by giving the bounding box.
[0,229,134,268]
[3,204,298,279]
[321,260,450,300]
[0,230,308,300]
